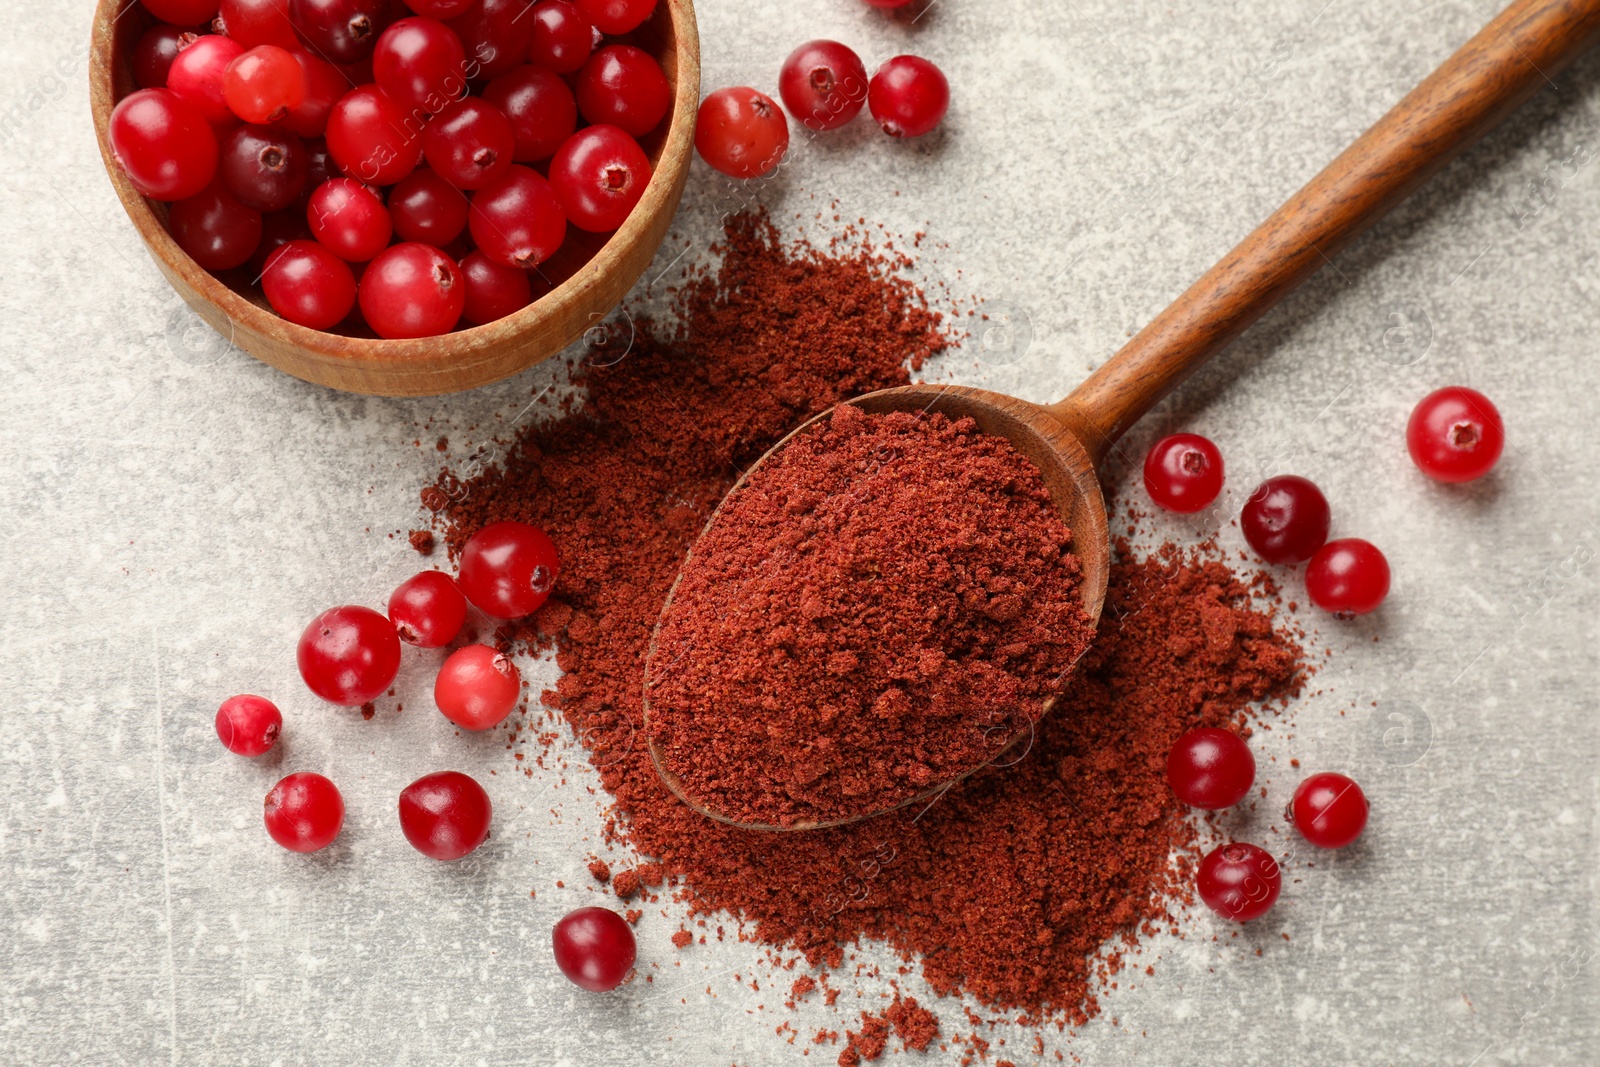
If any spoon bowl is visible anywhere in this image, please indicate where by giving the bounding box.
[644,0,1600,831]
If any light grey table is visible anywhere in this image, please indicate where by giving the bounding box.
[3,1,1596,1063]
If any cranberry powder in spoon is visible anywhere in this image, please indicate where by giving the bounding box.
[645,404,1096,828]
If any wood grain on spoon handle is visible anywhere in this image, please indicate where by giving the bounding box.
[1048,0,1600,463]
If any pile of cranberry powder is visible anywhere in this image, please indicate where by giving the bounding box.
[646,405,1093,828]
[423,213,1305,1024]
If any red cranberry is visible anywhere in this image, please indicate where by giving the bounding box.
[576,0,654,34]
[448,0,539,81]
[469,166,567,267]
[169,180,262,270]
[296,604,401,705]
[779,40,868,132]
[399,771,492,860]
[1406,386,1505,483]
[528,0,597,74]
[220,123,307,212]
[307,177,392,262]
[262,239,358,329]
[1166,728,1253,809]
[1305,538,1390,617]
[552,907,636,991]
[288,0,393,65]
[388,570,468,648]
[215,694,282,756]
[694,87,788,179]
[167,34,244,130]
[548,124,650,232]
[1240,475,1330,565]
[483,66,578,163]
[1289,772,1369,849]
[460,250,534,325]
[373,14,469,114]
[423,97,516,189]
[245,208,313,278]
[1197,842,1280,922]
[133,23,199,90]
[217,0,299,49]
[263,772,344,852]
[576,45,670,137]
[279,51,347,137]
[458,520,560,618]
[359,243,466,338]
[222,44,305,124]
[1142,433,1224,513]
[435,644,521,730]
[109,88,219,201]
[389,167,470,244]
[326,83,425,186]
[868,55,948,138]
[401,0,476,15]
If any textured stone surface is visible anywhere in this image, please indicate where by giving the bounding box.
[2,1,1597,1063]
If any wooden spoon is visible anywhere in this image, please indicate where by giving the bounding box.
[644,0,1600,831]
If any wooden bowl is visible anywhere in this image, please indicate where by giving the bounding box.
[88,0,700,397]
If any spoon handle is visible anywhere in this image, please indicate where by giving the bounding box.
[1048,0,1600,464]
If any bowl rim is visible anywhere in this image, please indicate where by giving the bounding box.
[87,0,701,380]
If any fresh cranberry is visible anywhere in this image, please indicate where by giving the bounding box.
[143,0,220,22]
[458,521,559,618]
[483,66,578,162]
[779,40,868,132]
[169,180,262,270]
[297,604,401,705]
[1143,433,1224,513]
[1305,538,1390,617]
[469,166,567,266]
[552,907,636,991]
[868,55,948,138]
[388,570,468,647]
[1166,728,1253,810]
[423,97,515,189]
[307,178,392,261]
[1197,842,1280,922]
[288,0,393,64]
[133,23,198,90]
[263,772,344,852]
[167,34,244,130]
[109,88,219,201]
[1289,772,1369,849]
[528,0,596,74]
[460,250,533,325]
[448,0,539,81]
[694,87,788,179]
[1240,475,1330,565]
[215,694,282,756]
[1406,386,1505,483]
[549,124,650,232]
[246,208,313,277]
[399,771,493,860]
[402,0,476,16]
[217,0,299,49]
[576,45,670,137]
[359,243,466,338]
[388,167,470,244]
[279,52,347,137]
[435,645,521,730]
[220,124,306,211]
[373,15,469,114]
[576,0,654,35]
[222,44,305,124]
[326,84,425,186]
[299,136,337,198]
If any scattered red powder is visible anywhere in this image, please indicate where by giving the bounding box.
[422,212,1303,1028]
[587,858,611,883]
[648,405,1092,828]
[884,995,939,1051]
[408,529,435,555]
[671,929,693,949]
